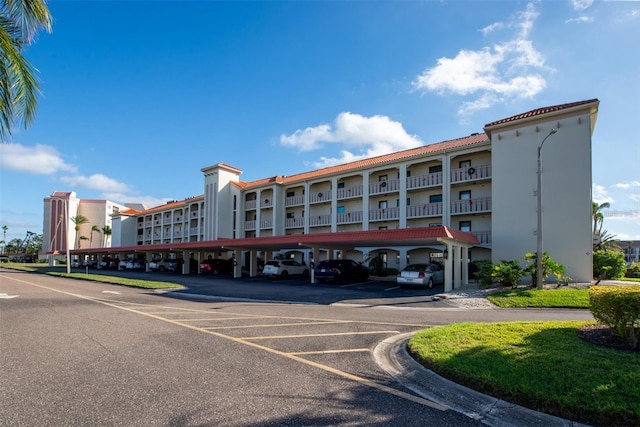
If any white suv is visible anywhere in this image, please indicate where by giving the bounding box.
[261,260,309,278]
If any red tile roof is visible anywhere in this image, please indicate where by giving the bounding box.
[484,99,599,128]
[240,133,489,189]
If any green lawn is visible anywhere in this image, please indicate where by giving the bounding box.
[408,321,640,427]
[0,263,183,289]
[487,287,590,308]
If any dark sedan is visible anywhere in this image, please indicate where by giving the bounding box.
[313,259,370,283]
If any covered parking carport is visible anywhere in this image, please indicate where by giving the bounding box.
[66,226,478,293]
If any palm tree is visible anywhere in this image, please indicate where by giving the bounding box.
[592,201,610,237]
[70,215,88,249]
[89,225,100,248]
[101,225,112,247]
[0,0,53,141]
[1,225,7,253]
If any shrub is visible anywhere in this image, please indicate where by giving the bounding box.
[491,260,524,288]
[589,286,640,349]
[593,250,626,280]
[627,262,640,279]
[523,252,565,286]
[472,260,494,287]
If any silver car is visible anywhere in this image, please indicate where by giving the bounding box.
[262,259,309,278]
[396,263,444,288]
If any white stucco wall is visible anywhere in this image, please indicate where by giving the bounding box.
[489,107,595,283]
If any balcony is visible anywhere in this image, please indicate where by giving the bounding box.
[245,200,257,210]
[337,185,363,200]
[451,164,491,184]
[473,230,492,245]
[260,199,273,209]
[369,206,400,222]
[309,190,331,204]
[285,217,305,229]
[284,195,304,207]
[337,210,363,224]
[309,214,331,227]
[244,220,256,231]
[406,203,443,218]
[451,197,491,215]
[370,179,399,195]
[406,172,442,190]
[260,219,273,229]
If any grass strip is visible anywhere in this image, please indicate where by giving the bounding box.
[408,321,640,427]
[1,263,183,289]
[487,287,590,308]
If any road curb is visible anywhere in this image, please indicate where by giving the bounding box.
[372,333,592,427]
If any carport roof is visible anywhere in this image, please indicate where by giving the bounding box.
[71,226,479,255]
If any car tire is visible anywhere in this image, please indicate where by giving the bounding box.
[302,269,310,278]
[280,270,289,279]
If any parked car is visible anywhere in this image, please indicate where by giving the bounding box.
[82,259,99,268]
[199,258,234,275]
[396,263,444,288]
[149,258,182,272]
[262,259,309,278]
[99,257,118,269]
[313,259,370,283]
[125,259,146,270]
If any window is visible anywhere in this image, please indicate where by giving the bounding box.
[286,191,295,197]
[429,194,442,203]
[337,206,345,214]
[378,226,387,230]
[379,174,388,182]
[429,165,442,173]
[286,212,295,219]
[337,182,345,189]
[429,222,442,227]
[459,160,471,168]
[459,190,471,200]
[459,221,471,232]
[406,170,412,177]
[379,201,388,209]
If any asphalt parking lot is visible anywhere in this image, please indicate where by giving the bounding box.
[71,267,444,306]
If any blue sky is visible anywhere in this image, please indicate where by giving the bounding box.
[1,0,639,246]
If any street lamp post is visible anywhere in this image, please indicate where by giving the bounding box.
[536,128,557,289]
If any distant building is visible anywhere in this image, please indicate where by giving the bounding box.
[619,240,640,266]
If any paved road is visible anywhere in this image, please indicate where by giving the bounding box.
[0,269,593,426]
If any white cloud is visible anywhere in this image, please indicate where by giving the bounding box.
[60,173,131,194]
[570,0,594,11]
[412,2,547,115]
[281,112,423,168]
[566,15,594,24]
[102,192,168,210]
[615,180,640,189]
[592,184,614,204]
[0,143,77,174]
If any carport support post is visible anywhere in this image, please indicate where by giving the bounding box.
[453,245,462,290]
[443,243,453,293]
[249,250,259,277]
[182,250,190,274]
[462,247,469,286]
[145,251,152,272]
[233,249,242,278]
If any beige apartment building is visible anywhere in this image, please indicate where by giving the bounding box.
[48,99,600,288]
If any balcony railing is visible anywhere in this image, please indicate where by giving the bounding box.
[406,172,442,190]
[370,179,400,195]
[369,206,400,221]
[451,197,491,214]
[284,195,304,207]
[260,199,273,208]
[309,190,331,204]
[244,220,256,231]
[337,210,363,224]
[451,164,491,183]
[260,219,273,229]
[309,214,331,227]
[245,200,257,210]
[337,185,363,199]
[285,217,304,228]
[406,202,443,218]
[473,230,492,245]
